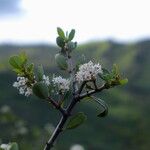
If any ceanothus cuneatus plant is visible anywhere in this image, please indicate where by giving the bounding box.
[9,28,128,150]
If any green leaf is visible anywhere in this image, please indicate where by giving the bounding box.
[102,68,110,74]
[10,142,19,150]
[66,112,87,130]
[99,65,121,83]
[9,56,23,69]
[98,68,111,81]
[82,96,93,101]
[12,68,23,74]
[56,37,65,48]
[37,65,44,81]
[67,42,77,50]
[55,53,68,70]
[119,78,128,85]
[91,96,108,117]
[32,82,49,99]
[27,63,34,73]
[98,73,112,81]
[97,108,108,117]
[57,27,66,40]
[68,29,75,41]
[112,64,119,77]
[19,52,27,65]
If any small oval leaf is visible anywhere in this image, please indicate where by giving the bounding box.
[66,112,87,130]
[97,108,108,117]
[55,53,68,70]
[91,96,108,118]
[56,37,65,48]
[57,27,66,40]
[67,42,77,50]
[37,65,44,81]
[112,64,120,77]
[119,78,128,85]
[27,63,34,73]
[32,82,49,99]
[19,52,27,65]
[68,29,75,41]
[9,56,23,69]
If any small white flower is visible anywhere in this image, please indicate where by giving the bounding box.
[42,75,50,86]
[0,144,8,149]
[76,61,102,83]
[0,105,11,113]
[0,143,11,150]
[52,76,70,93]
[13,82,19,88]
[70,144,85,150]
[25,87,33,97]
[13,76,33,97]
[44,123,55,133]
[19,87,25,94]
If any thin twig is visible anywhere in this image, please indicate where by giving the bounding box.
[93,79,98,89]
[79,84,106,100]
[78,81,87,94]
[46,97,66,116]
[44,96,78,150]
[44,116,66,150]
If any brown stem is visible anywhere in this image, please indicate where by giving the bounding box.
[79,84,106,100]
[46,97,67,116]
[44,97,78,150]
[93,79,98,89]
[78,81,87,94]
[44,116,66,150]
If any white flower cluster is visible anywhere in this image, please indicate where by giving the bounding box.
[76,61,102,83]
[13,76,32,97]
[52,76,70,93]
[42,75,50,86]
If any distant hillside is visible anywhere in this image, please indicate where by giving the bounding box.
[0,40,150,150]
[1,40,150,93]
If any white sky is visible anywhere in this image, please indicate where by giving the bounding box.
[0,0,150,44]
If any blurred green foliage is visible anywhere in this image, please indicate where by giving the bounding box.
[0,105,53,150]
[0,40,150,150]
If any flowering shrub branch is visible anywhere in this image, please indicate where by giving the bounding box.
[9,27,128,150]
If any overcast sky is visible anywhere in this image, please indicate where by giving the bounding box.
[0,0,150,44]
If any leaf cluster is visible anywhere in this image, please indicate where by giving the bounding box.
[56,27,77,55]
[99,64,128,88]
[9,52,35,84]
